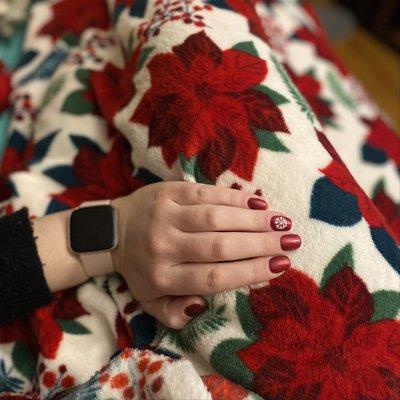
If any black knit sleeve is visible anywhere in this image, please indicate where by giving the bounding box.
[0,208,53,325]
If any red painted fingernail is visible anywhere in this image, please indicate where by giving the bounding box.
[248,198,267,210]
[184,303,207,317]
[281,234,302,251]
[269,255,291,273]
[270,216,292,231]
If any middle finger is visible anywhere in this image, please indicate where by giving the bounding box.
[174,231,302,263]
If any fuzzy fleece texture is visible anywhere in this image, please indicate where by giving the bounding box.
[0,0,399,399]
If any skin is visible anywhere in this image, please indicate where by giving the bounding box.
[33,182,302,329]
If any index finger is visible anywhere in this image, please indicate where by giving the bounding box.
[169,182,267,209]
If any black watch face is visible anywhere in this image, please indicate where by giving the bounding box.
[69,205,118,253]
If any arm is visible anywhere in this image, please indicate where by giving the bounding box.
[2,182,301,328]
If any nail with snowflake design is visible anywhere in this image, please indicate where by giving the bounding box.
[270,216,292,231]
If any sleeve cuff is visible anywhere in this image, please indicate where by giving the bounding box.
[0,208,53,324]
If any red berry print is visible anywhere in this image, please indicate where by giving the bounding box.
[43,371,56,388]
[61,375,75,388]
[109,372,129,389]
[151,376,163,393]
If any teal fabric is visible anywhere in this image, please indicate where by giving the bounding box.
[0,24,26,156]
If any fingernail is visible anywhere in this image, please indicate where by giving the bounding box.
[248,198,267,210]
[281,234,302,251]
[184,303,207,317]
[271,216,292,231]
[269,255,291,273]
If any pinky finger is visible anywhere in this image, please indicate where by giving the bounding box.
[140,295,207,330]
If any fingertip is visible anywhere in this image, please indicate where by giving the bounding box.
[268,255,291,274]
[248,197,268,210]
[184,303,207,317]
[168,296,207,328]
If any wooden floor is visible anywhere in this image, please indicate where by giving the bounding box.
[332,29,400,132]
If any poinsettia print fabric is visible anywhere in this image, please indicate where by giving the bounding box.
[130,31,289,182]
[239,260,400,399]
[0,0,399,399]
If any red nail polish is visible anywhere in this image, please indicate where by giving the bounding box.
[270,216,292,231]
[248,198,267,210]
[269,256,291,273]
[184,304,207,317]
[281,234,302,251]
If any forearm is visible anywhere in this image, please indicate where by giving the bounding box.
[32,209,88,292]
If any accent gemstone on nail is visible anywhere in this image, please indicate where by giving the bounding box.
[271,216,292,231]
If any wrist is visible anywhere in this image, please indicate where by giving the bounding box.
[69,200,118,277]
[33,210,88,292]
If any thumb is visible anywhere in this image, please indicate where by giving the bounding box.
[141,295,207,329]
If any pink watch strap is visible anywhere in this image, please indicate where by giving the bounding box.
[78,200,116,278]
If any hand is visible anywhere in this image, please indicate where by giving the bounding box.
[111,182,301,329]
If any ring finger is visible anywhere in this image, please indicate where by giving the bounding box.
[173,205,292,233]
[174,231,301,263]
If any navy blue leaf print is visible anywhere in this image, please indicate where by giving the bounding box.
[43,165,80,187]
[370,227,400,273]
[29,130,59,164]
[19,48,67,85]
[310,177,362,226]
[70,135,104,154]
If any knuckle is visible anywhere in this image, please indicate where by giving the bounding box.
[261,234,273,253]
[196,186,208,203]
[204,208,219,229]
[206,268,227,291]
[210,238,228,260]
[146,233,168,256]
[229,191,241,206]
[154,187,171,207]
[181,183,196,199]
[252,212,264,229]
[149,271,168,292]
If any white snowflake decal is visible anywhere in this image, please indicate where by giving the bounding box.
[274,216,288,230]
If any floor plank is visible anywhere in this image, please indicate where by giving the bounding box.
[332,29,400,131]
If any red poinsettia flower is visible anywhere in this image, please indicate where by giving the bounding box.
[317,130,393,231]
[287,68,334,123]
[0,138,34,200]
[53,135,144,208]
[238,268,400,400]
[90,45,141,124]
[39,0,110,41]
[32,289,89,359]
[0,61,11,112]
[202,374,249,400]
[363,116,400,167]
[131,31,289,181]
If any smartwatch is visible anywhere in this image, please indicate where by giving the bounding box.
[68,200,118,277]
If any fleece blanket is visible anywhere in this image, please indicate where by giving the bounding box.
[0,0,399,399]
